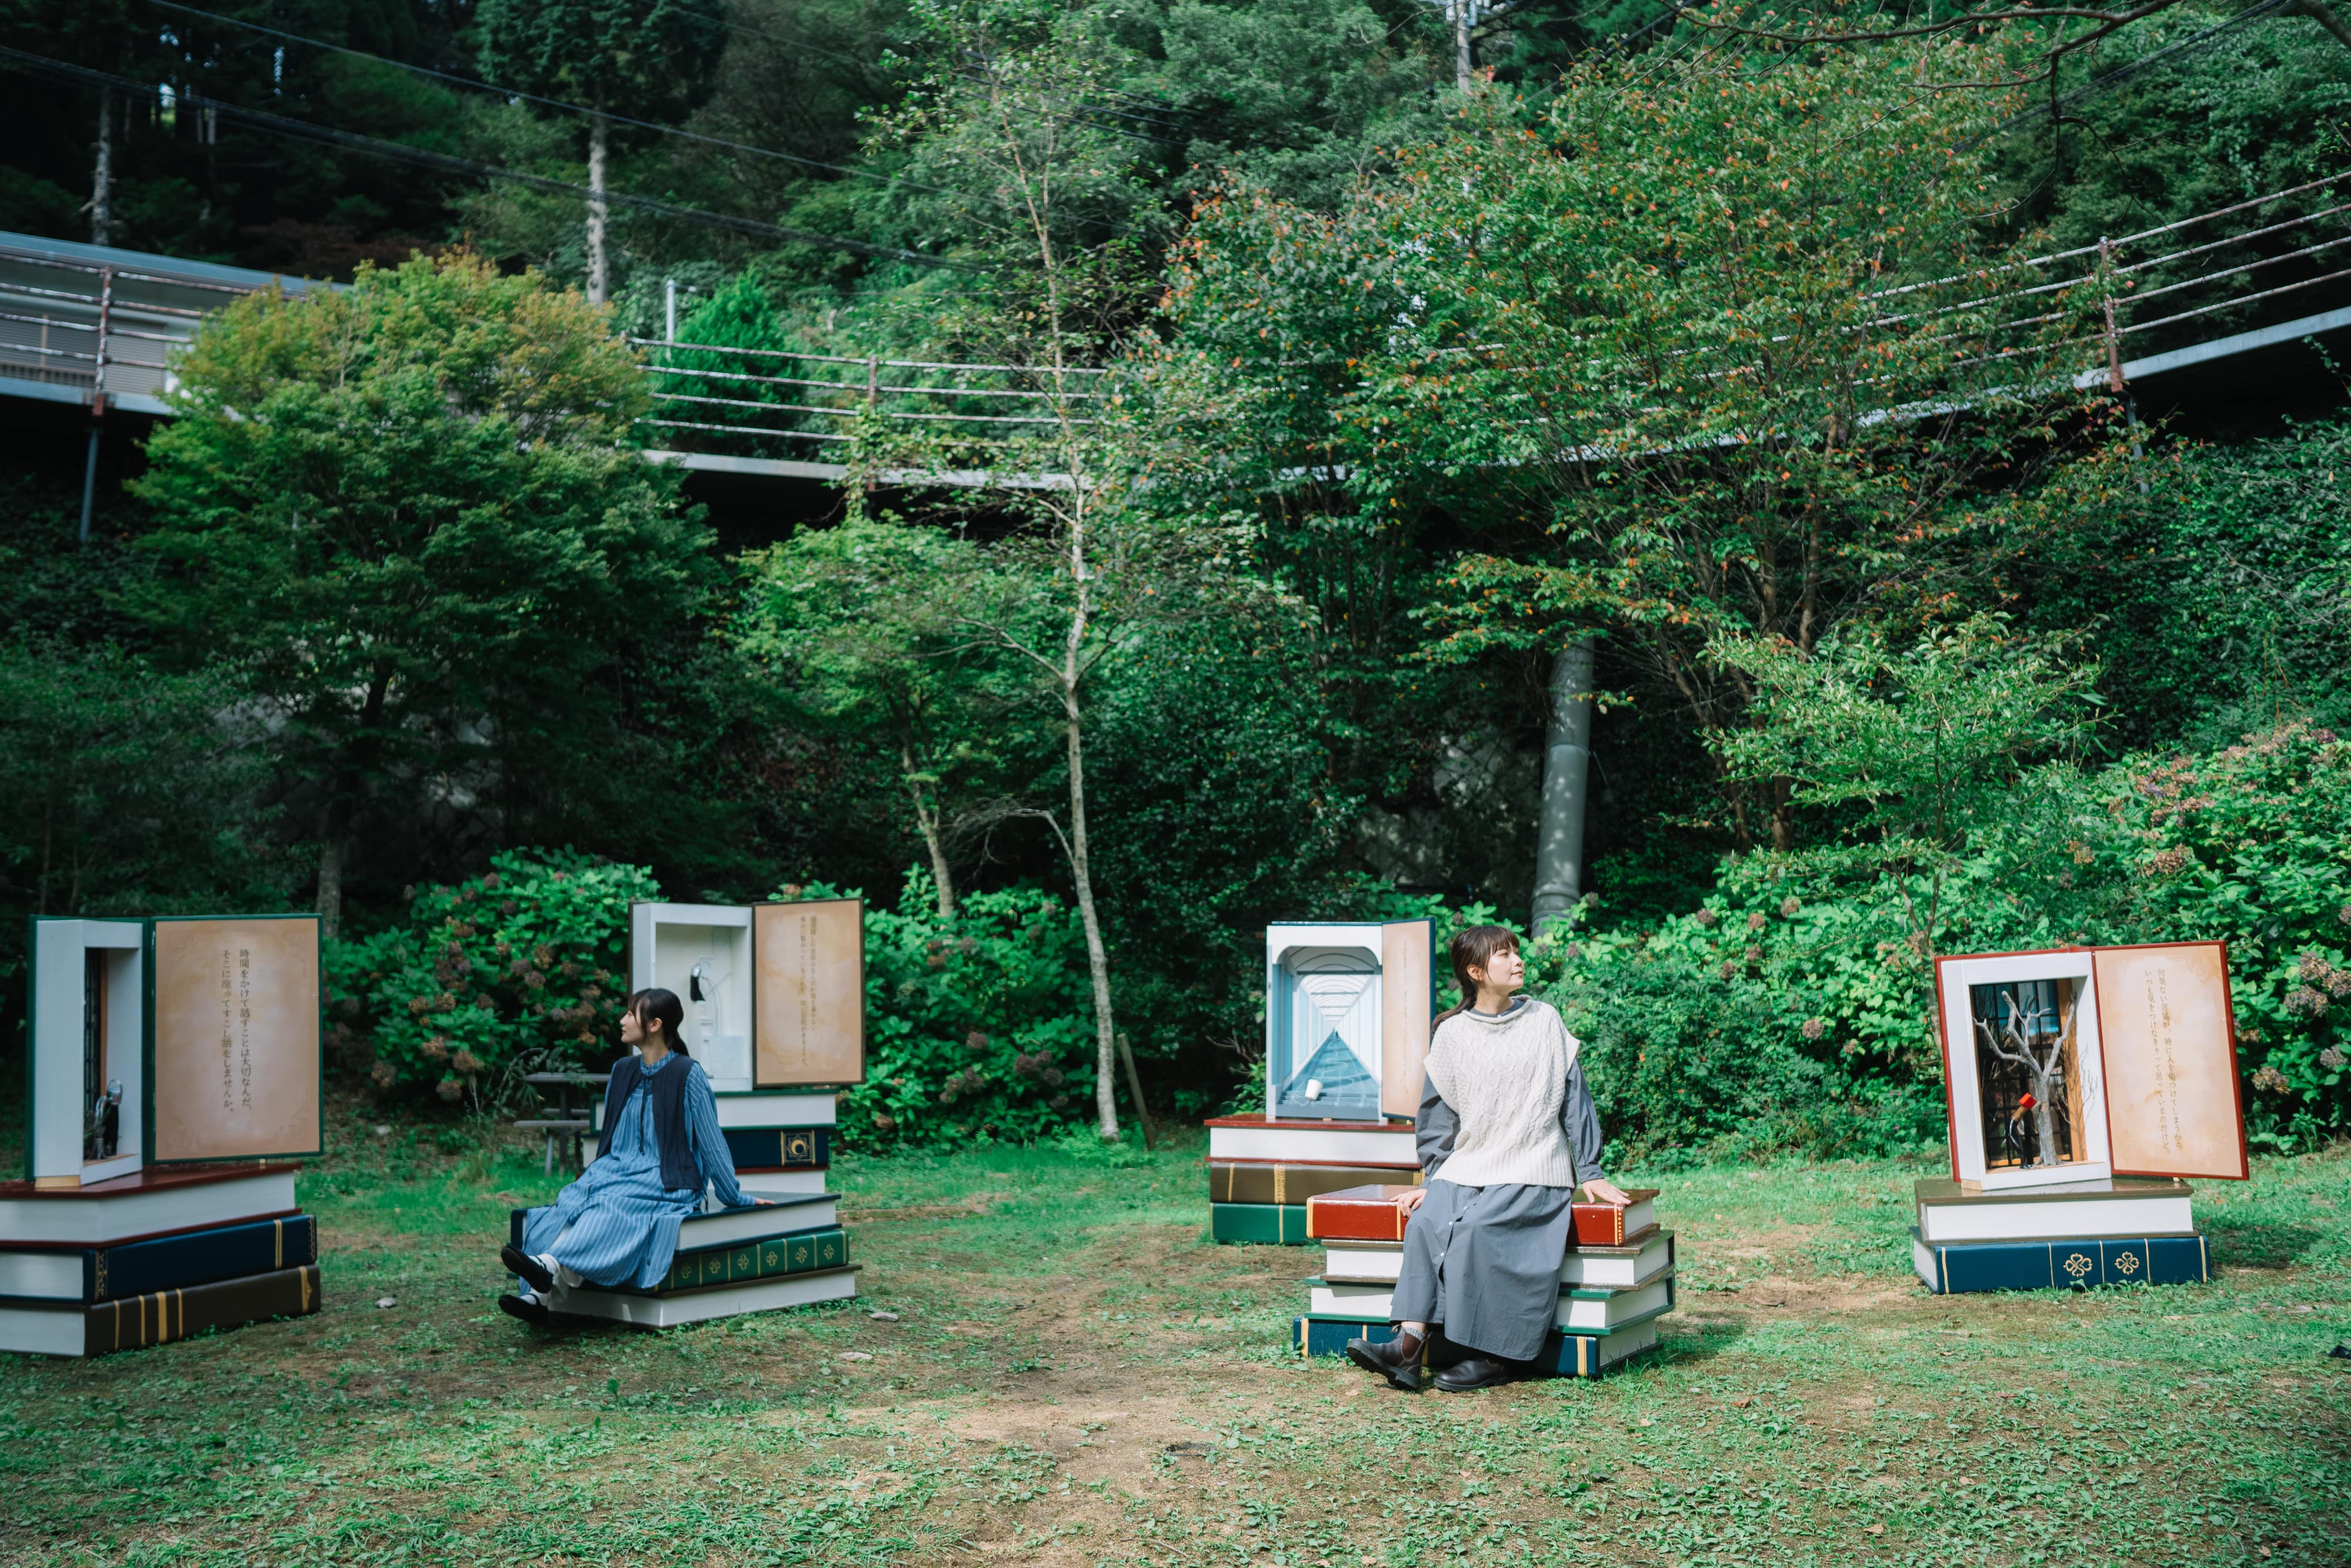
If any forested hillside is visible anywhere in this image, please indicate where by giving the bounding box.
[3,0,2349,1160]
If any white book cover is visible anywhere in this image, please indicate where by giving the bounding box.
[557,1265,859,1326]
[0,1251,85,1301]
[1207,1124,1416,1165]
[1581,1317,1660,1370]
[1911,1236,1941,1294]
[1557,1272,1673,1332]
[1307,1279,1394,1316]
[0,1303,85,1357]
[1916,1192,2194,1244]
[679,1195,838,1247]
[1560,1232,1675,1290]
[1319,1242,1403,1284]
[593,1091,838,1133]
[733,1168,829,1198]
[0,1170,298,1247]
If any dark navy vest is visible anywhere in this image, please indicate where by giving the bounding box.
[596,1053,701,1195]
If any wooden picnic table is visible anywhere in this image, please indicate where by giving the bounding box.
[517,1071,609,1175]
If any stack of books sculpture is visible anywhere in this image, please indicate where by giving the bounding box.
[1920,943,2248,1294]
[530,897,870,1326]
[1291,1184,1674,1378]
[4,916,327,1356]
[1208,920,1435,1245]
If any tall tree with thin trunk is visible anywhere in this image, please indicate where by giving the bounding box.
[867,0,1207,1139]
[88,87,112,247]
[474,0,726,304]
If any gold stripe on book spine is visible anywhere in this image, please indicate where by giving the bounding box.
[274,1219,283,1269]
[1273,1165,1285,1206]
[93,1250,108,1301]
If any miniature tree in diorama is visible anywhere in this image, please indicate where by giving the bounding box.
[1974,985,2071,1171]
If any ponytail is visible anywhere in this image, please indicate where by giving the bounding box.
[1431,924,1523,1028]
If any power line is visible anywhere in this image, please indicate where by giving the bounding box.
[147,0,986,203]
[0,46,983,271]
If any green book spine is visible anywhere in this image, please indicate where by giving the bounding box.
[1920,1232,2209,1294]
[639,1227,849,1295]
[1210,1203,1310,1245]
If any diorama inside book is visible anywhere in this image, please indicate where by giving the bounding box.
[1261,920,1435,1122]
[26,914,323,1188]
[1935,943,2250,1191]
[14,914,324,1355]
[629,897,865,1093]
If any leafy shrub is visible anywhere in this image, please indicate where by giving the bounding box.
[327,849,652,1105]
[809,871,1101,1148]
[1536,939,1944,1165]
[1655,720,2351,1151]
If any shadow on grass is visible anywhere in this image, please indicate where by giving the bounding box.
[2203,1218,2326,1270]
[1653,1315,1748,1368]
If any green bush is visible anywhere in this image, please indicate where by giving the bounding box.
[818,870,1100,1149]
[327,849,653,1105]
[1643,720,2351,1152]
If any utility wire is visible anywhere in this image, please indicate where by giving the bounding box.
[0,46,982,271]
[147,0,991,205]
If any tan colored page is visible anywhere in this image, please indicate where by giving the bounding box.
[2092,942,2248,1180]
[1379,921,1433,1118]
[151,917,321,1161]
[753,899,865,1086]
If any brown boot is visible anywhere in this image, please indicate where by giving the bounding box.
[1434,1355,1515,1392]
[1345,1328,1424,1392]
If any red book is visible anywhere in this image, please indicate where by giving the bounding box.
[1305,1184,1660,1245]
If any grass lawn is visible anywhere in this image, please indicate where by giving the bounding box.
[1,1111,2346,1567]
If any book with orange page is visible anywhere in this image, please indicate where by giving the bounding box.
[1304,1184,1659,1245]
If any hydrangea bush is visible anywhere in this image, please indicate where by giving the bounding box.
[326,849,654,1105]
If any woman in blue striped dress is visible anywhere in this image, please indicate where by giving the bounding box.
[498,987,770,1326]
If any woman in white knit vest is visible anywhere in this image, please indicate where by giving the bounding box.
[1347,924,1627,1392]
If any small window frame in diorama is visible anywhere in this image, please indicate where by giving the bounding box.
[1934,942,2249,1190]
[25,917,148,1187]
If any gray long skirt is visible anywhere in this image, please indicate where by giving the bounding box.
[1389,1178,1574,1362]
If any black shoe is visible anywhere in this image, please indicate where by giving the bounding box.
[497,1293,554,1328]
[501,1244,555,1295]
[1434,1355,1515,1392]
[1345,1331,1424,1392]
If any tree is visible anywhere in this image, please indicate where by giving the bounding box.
[854,0,1229,1140]
[475,0,728,303]
[128,250,713,936]
[1167,43,2118,850]
[1706,616,2100,965]
[738,513,1011,919]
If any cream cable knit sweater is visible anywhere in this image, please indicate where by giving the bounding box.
[1419,997,1579,1189]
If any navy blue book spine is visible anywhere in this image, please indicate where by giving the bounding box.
[721,1127,829,1170]
[1923,1233,2209,1294]
[90,1214,317,1302]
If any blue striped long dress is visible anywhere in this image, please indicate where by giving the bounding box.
[519,1051,750,1291]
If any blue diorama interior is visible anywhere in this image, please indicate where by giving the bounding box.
[1265,924,1394,1123]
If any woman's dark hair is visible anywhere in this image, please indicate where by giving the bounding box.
[1432,925,1522,1027]
[628,987,689,1057]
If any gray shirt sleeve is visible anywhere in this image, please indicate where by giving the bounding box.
[1415,1071,1458,1179]
[1560,1058,1608,1190]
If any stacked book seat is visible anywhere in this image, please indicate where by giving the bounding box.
[1911,1177,2209,1294]
[0,1165,321,1357]
[1291,1184,1674,1379]
[564,1088,856,1325]
[1203,1115,1421,1244]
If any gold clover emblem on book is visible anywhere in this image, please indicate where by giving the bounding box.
[2062,1252,2094,1279]
[2115,1251,2141,1276]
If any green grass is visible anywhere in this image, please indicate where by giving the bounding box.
[1,1111,2346,1566]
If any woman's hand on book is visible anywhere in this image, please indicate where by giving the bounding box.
[1582,1178,1630,1207]
[752,1197,776,1207]
[1395,1187,1428,1215]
